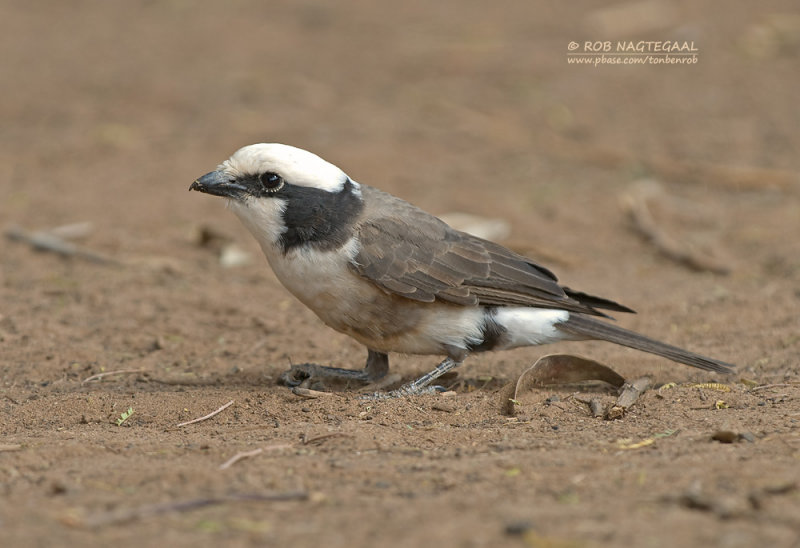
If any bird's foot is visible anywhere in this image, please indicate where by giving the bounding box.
[279,363,373,388]
[360,357,460,400]
[361,384,446,400]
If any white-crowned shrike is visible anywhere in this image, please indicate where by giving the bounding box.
[190,144,734,397]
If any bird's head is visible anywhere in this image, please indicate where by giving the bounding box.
[190,144,364,252]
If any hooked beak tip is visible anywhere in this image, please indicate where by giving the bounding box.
[189,171,245,199]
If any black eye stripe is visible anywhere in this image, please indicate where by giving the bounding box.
[279,178,364,252]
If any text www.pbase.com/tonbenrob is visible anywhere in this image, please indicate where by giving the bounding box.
[567,54,698,66]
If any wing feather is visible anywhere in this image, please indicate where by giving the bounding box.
[350,186,630,317]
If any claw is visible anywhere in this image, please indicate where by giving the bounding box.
[278,363,319,387]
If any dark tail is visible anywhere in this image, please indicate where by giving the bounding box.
[557,315,735,374]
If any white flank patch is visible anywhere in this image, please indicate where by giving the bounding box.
[221,143,348,192]
[414,307,485,355]
[494,308,572,349]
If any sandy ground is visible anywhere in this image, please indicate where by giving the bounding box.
[2,1,799,546]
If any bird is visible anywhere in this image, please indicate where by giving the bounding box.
[190,143,734,397]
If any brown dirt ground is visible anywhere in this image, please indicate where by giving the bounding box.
[2,1,800,547]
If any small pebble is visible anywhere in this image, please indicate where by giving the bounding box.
[589,399,604,418]
[505,521,535,536]
[711,430,738,443]
[432,403,455,413]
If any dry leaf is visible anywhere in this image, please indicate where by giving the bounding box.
[501,354,625,416]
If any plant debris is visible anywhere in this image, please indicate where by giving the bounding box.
[176,400,234,427]
[82,369,146,385]
[620,181,731,274]
[501,354,625,416]
[291,387,331,399]
[116,407,134,426]
[218,444,295,470]
[5,224,119,265]
[607,376,652,419]
[74,491,309,528]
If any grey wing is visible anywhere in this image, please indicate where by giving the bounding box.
[350,191,632,317]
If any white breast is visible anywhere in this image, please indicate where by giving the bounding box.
[266,239,363,311]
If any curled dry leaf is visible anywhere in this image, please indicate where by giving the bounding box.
[501,354,626,416]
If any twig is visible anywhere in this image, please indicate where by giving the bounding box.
[48,222,93,240]
[301,433,354,446]
[177,400,234,427]
[5,224,120,265]
[246,338,269,355]
[645,156,799,192]
[219,433,356,469]
[219,448,264,470]
[544,134,799,192]
[291,387,330,399]
[621,188,731,274]
[81,369,145,385]
[145,376,219,387]
[749,383,794,393]
[80,491,308,528]
[219,443,294,470]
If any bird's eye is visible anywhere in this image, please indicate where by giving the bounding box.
[259,172,284,193]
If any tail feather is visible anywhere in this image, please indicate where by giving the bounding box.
[557,314,735,374]
[562,287,636,315]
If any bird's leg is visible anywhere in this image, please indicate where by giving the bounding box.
[279,349,388,388]
[363,357,461,399]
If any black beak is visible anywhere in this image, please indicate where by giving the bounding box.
[189,171,247,198]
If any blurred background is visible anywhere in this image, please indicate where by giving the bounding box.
[3,1,797,231]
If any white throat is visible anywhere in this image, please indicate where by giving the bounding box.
[227,198,287,253]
